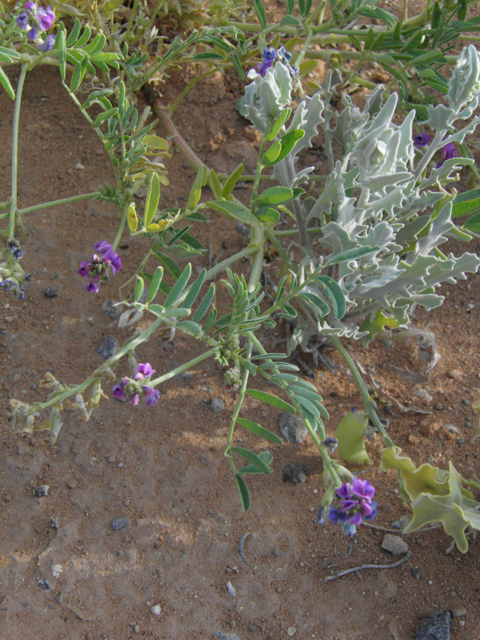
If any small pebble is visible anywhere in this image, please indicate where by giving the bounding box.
[101,300,122,319]
[434,403,444,411]
[96,335,119,360]
[278,413,307,443]
[111,516,129,531]
[462,399,470,406]
[75,162,85,170]
[450,606,466,618]
[447,369,461,379]
[381,534,409,555]
[44,287,58,299]
[211,398,225,413]
[51,564,63,578]
[411,567,422,580]
[457,438,465,446]
[214,633,241,640]
[226,581,236,597]
[150,604,161,616]
[38,578,52,591]
[33,485,49,497]
[287,627,297,637]
[391,516,410,531]
[415,608,451,640]
[282,462,310,485]
[465,420,473,428]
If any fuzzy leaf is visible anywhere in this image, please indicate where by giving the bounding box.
[335,410,370,463]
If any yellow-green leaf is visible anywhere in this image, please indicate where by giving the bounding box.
[335,410,370,463]
[127,202,138,232]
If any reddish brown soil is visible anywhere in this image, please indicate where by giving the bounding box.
[1,36,480,640]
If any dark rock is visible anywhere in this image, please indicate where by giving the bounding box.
[101,300,122,319]
[111,516,129,531]
[282,462,310,485]
[415,608,451,640]
[38,578,52,591]
[44,287,58,299]
[214,633,241,640]
[33,485,49,497]
[278,413,307,443]
[411,567,421,580]
[96,335,119,360]
[211,398,225,413]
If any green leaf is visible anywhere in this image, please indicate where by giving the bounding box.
[452,188,480,219]
[235,474,251,511]
[144,172,161,227]
[257,186,294,205]
[335,410,370,464]
[232,52,245,80]
[222,163,244,198]
[238,451,274,475]
[183,269,206,309]
[0,67,14,99]
[280,15,301,26]
[147,266,163,303]
[286,0,294,14]
[261,141,282,166]
[134,276,145,302]
[192,283,215,323]
[256,207,280,224]
[187,165,208,211]
[164,264,192,308]
[316,275,346,319]
[263,130,305,167]
[57,25,66,82]
[176,320,202,337]
[300,292,330,316]
[245,389,296,412]
[208,199,262,229]
[66,18,82,46]
[70,55,89,92]
[230,447,272,475]
[236,417,283,444]
[266,108,292,141]
[204,307,217,333]
[209,169,222,198]
[323,245,380,268]
[253,0,267,28]
[75,25,92,48]
[193,52,224,61]
[154,251,182,280]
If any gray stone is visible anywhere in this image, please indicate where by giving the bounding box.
[44,287,58,299]
[101,300,122,319]
[381,534,409,555]
[214,633,241,640]
[111,516,129,531]
[450,606,466,618]
[33,485,49,497]
[96,335,119,360]
[391,516,410,531]
[411,567,421,580]
[38,578,52,591]
[211,398,225,413]
[415,608,451,640]
[282,462,310,485]
[278,413,307,443]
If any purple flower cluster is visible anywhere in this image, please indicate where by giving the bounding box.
[257,47,276,77]
[326,478,377,538]
[16,2,56,52]
[112,363,160,407]
[413,132,456,168]
[78,241,121,293]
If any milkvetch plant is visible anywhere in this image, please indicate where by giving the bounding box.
[2,1,480,553]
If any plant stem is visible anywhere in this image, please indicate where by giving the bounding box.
[149,348,216,387]
[112,200,129,251]
[16,192,101,215]
[225,341,253,473]
[330,335,394,448]
[8,63,28,242]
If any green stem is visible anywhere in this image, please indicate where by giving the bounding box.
[8,63,28,242]
[330,335,394,448]
[225,341,253,473]
[149,348,216,387]
[112,200,129,251]
[16,191,101,216]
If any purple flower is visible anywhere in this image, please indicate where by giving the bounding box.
[142,386,160,406]
[130,393,140,406]
[38,34,55,52]
[25,1,36,10]
[336,483,352,500]
[94,241,113,253]
[112,383,127,401]
[85,280,100,293]
[352,477,375,501]
[436,142,456,168]
[36,5,55,31]
[342,523,357,538]
[78,241,121,293]
[10,245,25,259]
[257,47,276,77]
[16,11,29,29]
[414,133,431,147]
[27,25,38,41]
[136,362,156,378]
